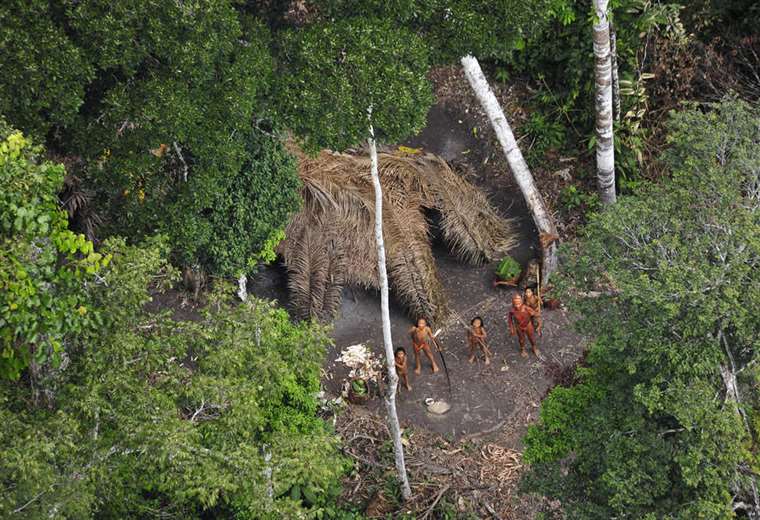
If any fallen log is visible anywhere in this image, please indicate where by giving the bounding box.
[461,55,560,286]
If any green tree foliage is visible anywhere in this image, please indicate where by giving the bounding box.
[0,0,94,137]
[275,17,434,151]
[523,100,760,518]
[310,0,568,62]
[0,123,105,380]
[682,0,760,37]
[165,127,301,277]
[0,236,351,518]
[0,1,300,278]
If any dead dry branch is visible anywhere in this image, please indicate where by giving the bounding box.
[479,444,523,488]
[280,147,517,321]
[334,405,537,518]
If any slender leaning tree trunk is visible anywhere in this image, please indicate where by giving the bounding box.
[461,55,559,284]
[367,112,412,501]
[610,21,621,122]
[593,0,617,204]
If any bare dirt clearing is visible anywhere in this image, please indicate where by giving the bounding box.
[327,246,586,443]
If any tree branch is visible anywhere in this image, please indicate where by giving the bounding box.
[13,490,48,514]
[173,141,188,182]
[718,327,760,515]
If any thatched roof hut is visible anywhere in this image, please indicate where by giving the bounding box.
[279,147,517,322]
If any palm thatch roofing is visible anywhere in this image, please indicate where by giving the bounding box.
[278,146,518,322]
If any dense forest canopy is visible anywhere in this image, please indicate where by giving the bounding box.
[0,126,347,517]
[1,0,759,517]
[524,100,760,518]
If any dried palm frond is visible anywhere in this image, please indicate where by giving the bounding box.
[426,159,515,264]
[384,204,447,321]
[306,234,330,319]
[283,219,315,320]
[281,211,354,320]
[322,241,347,320]
[279,146,517,322]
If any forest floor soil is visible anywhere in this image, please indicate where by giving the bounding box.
[249,66,589,517]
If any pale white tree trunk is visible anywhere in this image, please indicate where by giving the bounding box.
[610,21,621,122]
[262,444,274,502]
[237,274,248,302]
[173,141,189,182]
[367,112,412,501]
[593,0,617,204]
[461,55,559,284]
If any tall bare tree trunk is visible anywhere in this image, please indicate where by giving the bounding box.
[237,274,248,302]
[368,111,412,501]
[610,21,621,122]
[460,55,559,285]
[173,141,189,182]
[593,0,617,204]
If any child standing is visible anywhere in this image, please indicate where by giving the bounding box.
[409,317,440,375]
[467,316,491,365]
[523,287,542,335]
[394,347,412,392]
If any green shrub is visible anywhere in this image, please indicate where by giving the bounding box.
[522,100,760,518]
[0,123,105,380]
[166,128,301,278]
[559,185,599,213]
[524,110,567,163]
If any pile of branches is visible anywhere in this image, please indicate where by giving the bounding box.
[334,407,538,518]
[279,147,517,321]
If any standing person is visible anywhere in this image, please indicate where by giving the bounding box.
[523,287,542,335]
[467,316,491,365]
[394,347,412,392]
[507,294,540,358]
[409,318,440,375]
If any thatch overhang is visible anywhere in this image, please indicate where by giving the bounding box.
[279,147,517,322]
